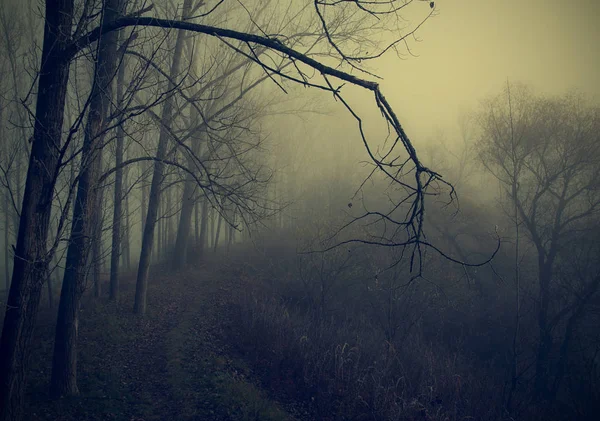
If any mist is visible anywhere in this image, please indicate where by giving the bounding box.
[0,1,599,420]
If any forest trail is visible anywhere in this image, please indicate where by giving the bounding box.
[22,263,297,421]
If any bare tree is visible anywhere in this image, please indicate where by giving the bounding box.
[476,83,600,402]
[0,0,75,417]
[109,29,131,302]
[50,0,124,398]
[133,0,193,315]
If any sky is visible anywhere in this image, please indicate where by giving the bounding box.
[373,0,600,137]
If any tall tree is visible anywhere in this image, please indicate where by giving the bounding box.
[50,0,123,397]
[0,0,74,418]
[477,84,600,401]
[134,0,193,314]
[109,33,129,301]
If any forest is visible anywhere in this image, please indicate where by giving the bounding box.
[0,0,599,420]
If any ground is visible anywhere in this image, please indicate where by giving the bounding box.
[19,260,304,421]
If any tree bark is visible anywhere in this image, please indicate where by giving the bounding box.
[165,178,172,250]
[134,0,191,315]
[123,176,131,270]
[47,257,55,310]
[156,198,162,261]
[0,103,9,292]
[141,160,148,238]
[50,0,122,398]
[165,186,171,257]
[92,186,104,298]
[3,162,8,293]
[0,0,74,418]
[109,44,127,301]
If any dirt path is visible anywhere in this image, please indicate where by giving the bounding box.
[24,265,295,421]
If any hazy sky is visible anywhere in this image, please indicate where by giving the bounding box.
[374,0,600,137]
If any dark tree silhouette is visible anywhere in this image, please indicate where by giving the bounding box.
[477,83,600,402]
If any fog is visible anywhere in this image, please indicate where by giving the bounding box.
[382,0,600,135]
[0,1,599,420]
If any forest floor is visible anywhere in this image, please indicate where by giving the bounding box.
[17,258,305,421]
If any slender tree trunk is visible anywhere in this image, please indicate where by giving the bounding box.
[162,199,166,258]
[123,181,130,270]
[227,212,235,252]
[141,160,147,238]
[551,275,600,400]
[279,173,284,229]
[165,179,171,250]
[172,126,202,269]
[172,178,195,269]
[0,104,9,292]
[156,198,162,261]
[165,186,170,256]
[109,47,127,301]
[225,211,230,250]
[550,307,580,401]
[134,0,191,315]
[213,213,223,253]
[47,259,55,310]
[51,0,122,397]
[194,201,199,247]
[198,197,208,256]
[3,175,8,292]
[534,259,554,399]
[92,187,104,298]
[5,24,27,222]
[0,0,74,418]
[49,265,59,309]
[506,196,521,410]
[209,208,215,249]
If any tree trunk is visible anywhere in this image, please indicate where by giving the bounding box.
[134,0,191,315]
[198,197,208,256]
[213,213,223,252]
[172,125,203,269]
[123,180,131,270]
[0,0,74,418]
[172,177,195,269]
[3,176,8,292]
[157,195,163,262]
[141,160,148,238]
[194,201,199,247]
[109,46,127,301]
[164,185,169,257]
[551,274,600,400]
[92,186,104,298]
[51,0,122,398]
[534,259,554,400]
[0,103,9,292]
[47,258,55,310]
[227,212,235,252]
[165,179,172,250]
[506,198,521,410]
[209,207,215,249]
[225,213,230,250]
[156,198,162,261]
